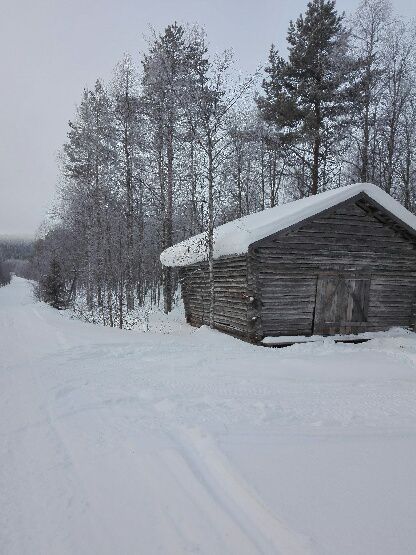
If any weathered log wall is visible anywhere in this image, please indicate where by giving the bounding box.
[179,197,416,341]
[250,198,416,337]
[180,255,250,338]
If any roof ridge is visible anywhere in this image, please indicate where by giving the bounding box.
[161,183,416,267]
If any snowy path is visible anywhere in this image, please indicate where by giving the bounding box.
[1,278,416,554]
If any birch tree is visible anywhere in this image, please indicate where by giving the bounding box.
[350,0,391,182]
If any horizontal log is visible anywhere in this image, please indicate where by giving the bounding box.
[270,232,410,245]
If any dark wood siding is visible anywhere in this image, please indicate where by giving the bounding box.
[180,255,250,337]
[313,274,371,335]
[251,199,416,337]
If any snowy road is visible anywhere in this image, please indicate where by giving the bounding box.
[1,278,416,554]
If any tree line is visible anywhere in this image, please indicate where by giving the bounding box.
[0,239,34,287]
[33,0,416,326]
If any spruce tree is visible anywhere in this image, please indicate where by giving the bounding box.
[258,0,357,195]
[41,259,67,310]
[0,261,11,287]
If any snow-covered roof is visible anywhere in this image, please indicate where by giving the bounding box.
[160,183,416,267]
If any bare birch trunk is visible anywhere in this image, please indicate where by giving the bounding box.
[163,123,174,314]
[207,141,215,329]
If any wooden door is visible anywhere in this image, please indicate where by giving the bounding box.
[313,274,370,335]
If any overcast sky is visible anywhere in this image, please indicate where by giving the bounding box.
[1,0,415,238]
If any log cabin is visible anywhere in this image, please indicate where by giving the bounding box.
[160,183,416,343]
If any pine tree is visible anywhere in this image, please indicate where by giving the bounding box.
[258,0,357,195]
[141,23,189,314]
[63,81,116,315]
[112,55,142,312]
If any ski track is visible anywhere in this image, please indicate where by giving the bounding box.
[1,278,416,554]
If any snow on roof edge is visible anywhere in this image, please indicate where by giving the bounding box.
[160,183,416,267]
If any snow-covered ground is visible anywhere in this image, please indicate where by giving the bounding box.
[1,277,416,555]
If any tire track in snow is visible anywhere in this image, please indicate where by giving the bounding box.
[46,390,268,554]
[45,361,312,554]
[170,425,312,555]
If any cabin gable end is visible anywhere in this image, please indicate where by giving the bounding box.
[249,196,416,338]
[249,193,416,252]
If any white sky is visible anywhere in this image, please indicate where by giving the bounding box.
[1,0,415,237]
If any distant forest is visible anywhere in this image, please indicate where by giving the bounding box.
[31,0,416,327]
[0,238,34,286]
